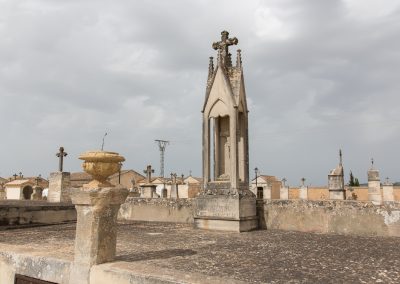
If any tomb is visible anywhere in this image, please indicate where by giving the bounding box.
[48,147,71,202]
[328,150,346,200]
[194,31,258,232]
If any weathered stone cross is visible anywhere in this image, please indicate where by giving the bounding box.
[212,30,238,66]
[56,147,68,172]
[282,177,287,187]
[143,165,154,184]
[301,177,306,186]
[170,173,177,184]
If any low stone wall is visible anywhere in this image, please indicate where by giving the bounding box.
[118,197,194,224]
[258,199,400,237]
[0,200,76,227]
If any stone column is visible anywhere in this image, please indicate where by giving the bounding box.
[48,172,71,202]
[368,168,382,205]
[382,183,394,202]
[280,186,289,200]
[69,186,128,284]
[299,186,308,200]
[263,185,271,200]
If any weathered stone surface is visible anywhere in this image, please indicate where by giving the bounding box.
[260,199,400,237]
[194,194,257,232]
[279,186,289,200]
[119,197,193,223]
[0,200,76,227]
[48,172,71,203]
[69,186,128,284]
[1,222,400,283]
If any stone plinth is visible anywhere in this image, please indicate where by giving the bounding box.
[329,189,345,200]
[368,169,381,205]
[48,172,71,202]
[299,186,308,200]
[194,185,258,232]
[280,186,289,200]
[383,184,394,202]
[140,184,157,198]
[170,184,179,199]
[69,186,128,284]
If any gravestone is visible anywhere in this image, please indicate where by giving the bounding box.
[299,178,308,200]
[48,147,71,202]
[368,159,382,205]
[140,165,157,198]
[170,173,179,199]
[328,150,345,200]
[280,178,289,200]
[194,31,258,232]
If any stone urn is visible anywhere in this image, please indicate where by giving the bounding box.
[79,150,125,189]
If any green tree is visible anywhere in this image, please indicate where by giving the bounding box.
[349,171,355,186]
[354,178,360,187]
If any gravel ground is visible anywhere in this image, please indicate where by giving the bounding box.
[0,221,399,283]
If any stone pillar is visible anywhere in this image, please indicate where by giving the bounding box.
[170,183,179,199]
[368,168,382,205]
[140,184,157,198]
[48,172,71,202]
[263,185,271,200]
[299,186,308,200]
[382,183,394,202]
[69,186,128,284]
[280,186,289,200]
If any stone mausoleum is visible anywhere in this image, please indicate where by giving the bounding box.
[194,31,258,232]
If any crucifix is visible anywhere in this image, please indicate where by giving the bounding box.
[35,174,41,186]
[19,172,23,178]
[13,173,18,180]
[282,177,287,187]
[143,165,154,184]
[301,177,306,187]
[56,147,68,172]
[212,30,238,67]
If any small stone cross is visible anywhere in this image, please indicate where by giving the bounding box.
[56,147,68,172]
[13,173,18,180]
[170,173,177,184]
[143,165,154,184]
[301,177,306,186]
[371,158,374,169]
[385,177,390,185]
[212,30,238,66]
[19,172,23,178]
[35,174,41,186]
[282,177,287,187]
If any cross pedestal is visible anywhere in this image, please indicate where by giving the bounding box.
[69,186,128,284]
[48,172,71,202]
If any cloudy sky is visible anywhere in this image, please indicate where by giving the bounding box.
[0,0,399,186]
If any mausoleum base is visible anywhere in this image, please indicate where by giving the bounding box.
[194,192,258,232]
[329,189,345,200]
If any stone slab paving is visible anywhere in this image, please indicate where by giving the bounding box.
[0,221,399,283]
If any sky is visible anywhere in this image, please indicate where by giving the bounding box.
[0,0,399,186]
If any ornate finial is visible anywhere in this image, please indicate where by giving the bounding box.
[208,57,214,79]
[227,53,232,67]
[236,49,242,68]
[339,149,342,166]
[212,30,238,67]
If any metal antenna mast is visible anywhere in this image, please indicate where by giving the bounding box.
[155,139,169,177]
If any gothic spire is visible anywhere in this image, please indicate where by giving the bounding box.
[236,49,242,68]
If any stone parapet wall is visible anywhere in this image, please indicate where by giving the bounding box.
[258,199,400,237]
[0,201,76,226]
[118,197,194,224]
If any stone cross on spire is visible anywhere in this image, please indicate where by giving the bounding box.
[143,165,154,184]
[212,30,238,67]
[56,147,68,172]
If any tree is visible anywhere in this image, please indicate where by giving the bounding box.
[354,178,360,187]
[349,171,355,186]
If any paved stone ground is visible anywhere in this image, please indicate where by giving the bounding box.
[0,221,399,283]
